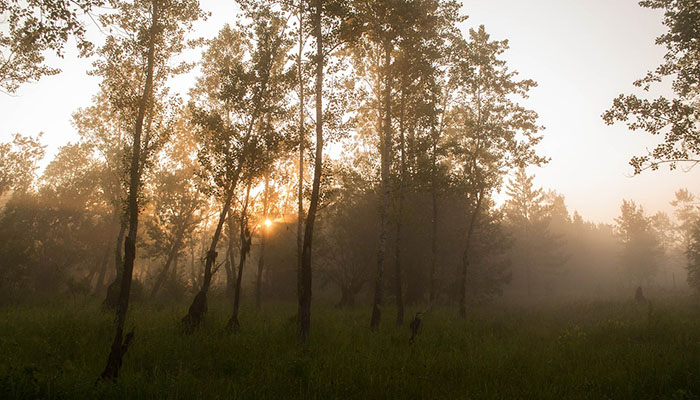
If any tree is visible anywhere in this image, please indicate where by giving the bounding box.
[0,0,103,93]
[446,26,545,316]
[350,0,450,330]
[0,133,45,198]
[603,0,700,173]
[225,181,253,333]
[615,200,662,285]
[296,0,353,342]
[671,188,700,292]
[503,168,565,299]
[686,218,700,293]
[182,8,292,332]
[316,164,377,307]
[145,163,205,299]
[388,0,463,322]
[97,0,203,381]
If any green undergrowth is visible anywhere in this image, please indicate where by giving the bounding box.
[1,297,700,399]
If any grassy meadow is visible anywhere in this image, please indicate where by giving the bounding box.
[2,296,700,399]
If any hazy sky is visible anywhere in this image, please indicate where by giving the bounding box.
[1,0,697,223]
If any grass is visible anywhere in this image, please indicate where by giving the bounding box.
[1,296,700,399]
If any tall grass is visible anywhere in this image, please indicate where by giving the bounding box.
[1,297,699,399]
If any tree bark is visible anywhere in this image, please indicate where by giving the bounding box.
[103,219,126,310]
[370,40,393,331]
[297,0,322,344]
[99,0,158,382]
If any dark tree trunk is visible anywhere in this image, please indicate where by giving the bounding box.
[296,0,305,315]
[393,83,406,326]
[181,17,281,332]
[181,181,238,333]
[98,0,158,382]
[224,246,234,299]
[370,40,393,331]
[226,183,252,334]
[429,133,438,306]
[103,220,126,310]
[459,190,483,319]
[297,0,322,344]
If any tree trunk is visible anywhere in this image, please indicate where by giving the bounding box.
[256,175,269,309]
[459,191,483,319]
[226,183,252,334]
[296,0,305,318]
[181,180,238,333]
[393,83,406,326]
[99,0,158,382]
[297,0,322,344]
[370,40,393,331]
[224,245,234,299]
[429,133,438,306]
[181,16,281,332]
[103,220,126,310]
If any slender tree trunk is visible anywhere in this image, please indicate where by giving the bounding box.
[459,190,483,319]
[181,19,282,332]
[297,0,322,344]
[296,0,305,311]
[150,228,185,299]
[103,220,126,310]
[99,0,158,382]
[393,84,406,326]
[256,175,269,309]
[181,179,238,333]
[226,183,252,334]
[224,244,234,299]
[429,137,438,306]
[371,40,393,331]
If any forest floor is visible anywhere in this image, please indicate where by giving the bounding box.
[1,296,700,399]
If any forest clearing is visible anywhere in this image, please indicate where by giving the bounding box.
[2,296,700,399]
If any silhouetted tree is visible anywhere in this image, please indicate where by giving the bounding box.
[603,0,700,173]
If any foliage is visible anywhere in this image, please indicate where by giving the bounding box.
[0,133,45,197]
[0,0,103,93]
[603,0,700,173]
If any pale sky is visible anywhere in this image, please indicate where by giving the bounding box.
[1,0,697,224]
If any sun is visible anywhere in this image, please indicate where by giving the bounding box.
[264,218,272,227]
